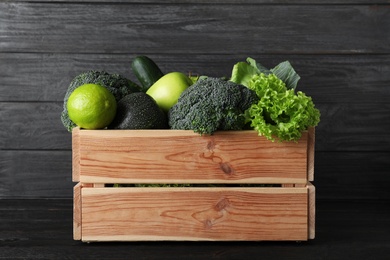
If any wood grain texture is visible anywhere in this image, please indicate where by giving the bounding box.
[81,187,309,241]
[73,183,81,240]
[75,128,310,184]
[1,53,389,103]
[0,150,73,198]
[0,3,388,54]
[1,199,389,259]
[0,0,389,200]
[2,102,389,152]
[0,102,71,150]
[72,127,80,182]
[314,151,390,200]
[5,0,390,4]
[308,182,315,239]
[2,150,388,200]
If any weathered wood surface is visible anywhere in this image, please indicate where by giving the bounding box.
[5,0,390,3]
[0,150,73,198]
[1,102,389,152]
[2,150,388,200]
[1,53,389,103]
[79,187,309,241]
[0,3,388,54]
[73,128,311,184]
[1,199,389,259]
[0,0,389,199]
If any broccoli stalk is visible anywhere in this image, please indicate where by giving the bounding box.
[61,70,141,132]
[168,77,259,135]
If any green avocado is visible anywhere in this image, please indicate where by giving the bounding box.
[108,92,168,129]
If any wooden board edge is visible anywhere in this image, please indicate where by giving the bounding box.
[72,127,80,182]
[80,186,309,242]
[307,127,315,181]
[73,182,82,240]
[80,176,309,185]
[308,182,315,239]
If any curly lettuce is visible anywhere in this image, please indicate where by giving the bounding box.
[245,73,320,142]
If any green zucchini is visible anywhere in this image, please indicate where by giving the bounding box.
[131,56,164,92]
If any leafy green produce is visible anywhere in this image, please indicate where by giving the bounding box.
[230,57,320,142]
[61,70,141,132]
[245,73,320,142]
[168,77,259,135]
[270,61,300,91]
[231,57,300,90]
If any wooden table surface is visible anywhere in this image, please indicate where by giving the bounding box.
[1,199,389,259]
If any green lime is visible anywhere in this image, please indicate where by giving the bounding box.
[67,83,117,129]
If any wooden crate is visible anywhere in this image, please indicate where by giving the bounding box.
[72,127,315,242]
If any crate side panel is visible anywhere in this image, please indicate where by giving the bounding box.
[78,130,309,184]
[73,183,81,240]
[72,127,80,182]
[308,182,316,239]
[81,187,308,241]
[307,127,315,181]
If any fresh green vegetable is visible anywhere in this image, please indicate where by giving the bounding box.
[146,72,193,113]
[230,57,319,142]
[230,58,261,88]
[231,57,300,90]
[168,77,259,135]
[109,92,168,129]
[245,73,320,142]
[61,70,141,132]
[270,61,300,91]
[131,56,164,92]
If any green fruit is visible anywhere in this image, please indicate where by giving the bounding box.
[109,92,168,129]
[67,83,117,129]
[146,72,192,112]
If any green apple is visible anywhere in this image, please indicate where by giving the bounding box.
[146,72,192,112]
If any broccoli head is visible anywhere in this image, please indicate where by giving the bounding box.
[61,70,141,132]
[168,77,259,135]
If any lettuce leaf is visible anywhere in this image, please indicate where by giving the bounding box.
[246,73,320,142]
[230,60,260,87]
[270,61,300,90]
[230,57,300,90]
[231,57,319,141]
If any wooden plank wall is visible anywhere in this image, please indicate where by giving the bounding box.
[0,0,389,200]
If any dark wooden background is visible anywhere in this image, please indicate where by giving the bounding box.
[1,0,389,203]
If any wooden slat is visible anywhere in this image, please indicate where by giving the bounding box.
[0,3,388,54]
[2,102,389,152]
[7,0,390,4]
[0,150,73,198]
[315,103,390,152]
[2,199,390,258]
[1,53,390,104]
[73,183,81,240]
[76,129,309,184]
[0,102,71,150]
[314,152,390,200]
[2,150,389,200]
[81,187,308,241]
[307,127,315,181]
[72,127,80,182]
[308,182,315,239]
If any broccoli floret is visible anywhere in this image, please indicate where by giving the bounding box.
[168,77,259,135]
[61,70,141,132]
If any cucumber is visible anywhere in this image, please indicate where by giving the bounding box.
[131,56,164,92]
